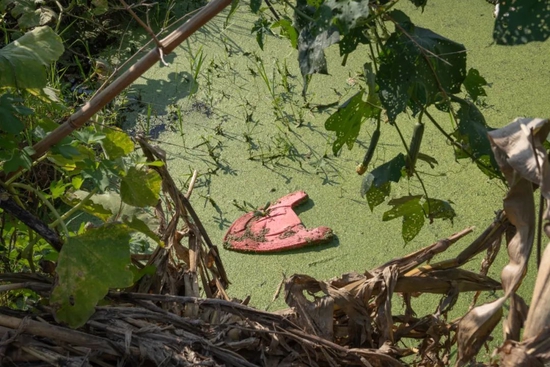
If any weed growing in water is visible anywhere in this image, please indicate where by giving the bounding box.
[249,128,302,167]
[186,41,205,98]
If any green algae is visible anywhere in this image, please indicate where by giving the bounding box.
[121,2,548,348]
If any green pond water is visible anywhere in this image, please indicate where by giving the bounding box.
[119,0,549,352]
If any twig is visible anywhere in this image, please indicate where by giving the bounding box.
[0,187,63,252]
[119,0,168,66]
[185,169,198,198]
[0,314,125,357]
[264,0,281,21]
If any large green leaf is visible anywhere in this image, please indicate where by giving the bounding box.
[377,11,466,122]
[50,224,134,328]
[494,0,550,45]
[0,26,64,89]
[325,90,378,155]
[48,145,96,172]
[383,195,425,243]
[120,167,161,207]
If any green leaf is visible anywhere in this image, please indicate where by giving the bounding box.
[73,128,105,145]
[14,2,56,30]
[340,27,370,56]
[250,0,261,13]
[298,25,339,79]
[50,224,134,328]
[325,0,369,35]
[50,180,68,199]
[494,0,550,45]
[306,0,323,7]
[0,94,26,134]
[52,143,81,160]
[408,0,427,9]
[120,167,161,207]
[272,18,299,49]
[224,0,240,28]
[3,147,33,174]
[452,98,500,179]
[370,153,406,187]
[82,160,111,192]
[423,198,456,223]
[377,14,466,122]
[123,215,163,247]
[71,176,84,190]
[325,90,378,155]
[48,145,95,172]
[100,127,134,159]
[91,0,108,15]
[364,179,391,211]
[63,190,113,222]
[251,17,274,50]
[383,195,425,243]
[0,26,64,89]
[361,154,406,211]
[463,68,488,102]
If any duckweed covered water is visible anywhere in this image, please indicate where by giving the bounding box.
[121,1,548,349]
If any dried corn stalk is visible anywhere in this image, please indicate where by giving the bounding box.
[457,117,550,366]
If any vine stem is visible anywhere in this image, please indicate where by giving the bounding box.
[10,183,69,239]
[392,122,431,216]
[5,153,48,187]
[420,106,501,180]
[51,188,99,229]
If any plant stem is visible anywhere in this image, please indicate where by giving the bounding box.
[421,107,502,180]
[10,183,69,239]
[52,188,99,229]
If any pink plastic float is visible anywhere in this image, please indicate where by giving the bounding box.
[223,191,334,253]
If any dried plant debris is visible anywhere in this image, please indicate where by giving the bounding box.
[4,119,550,366]
[0,215,507,367]
[456,117,550,367]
